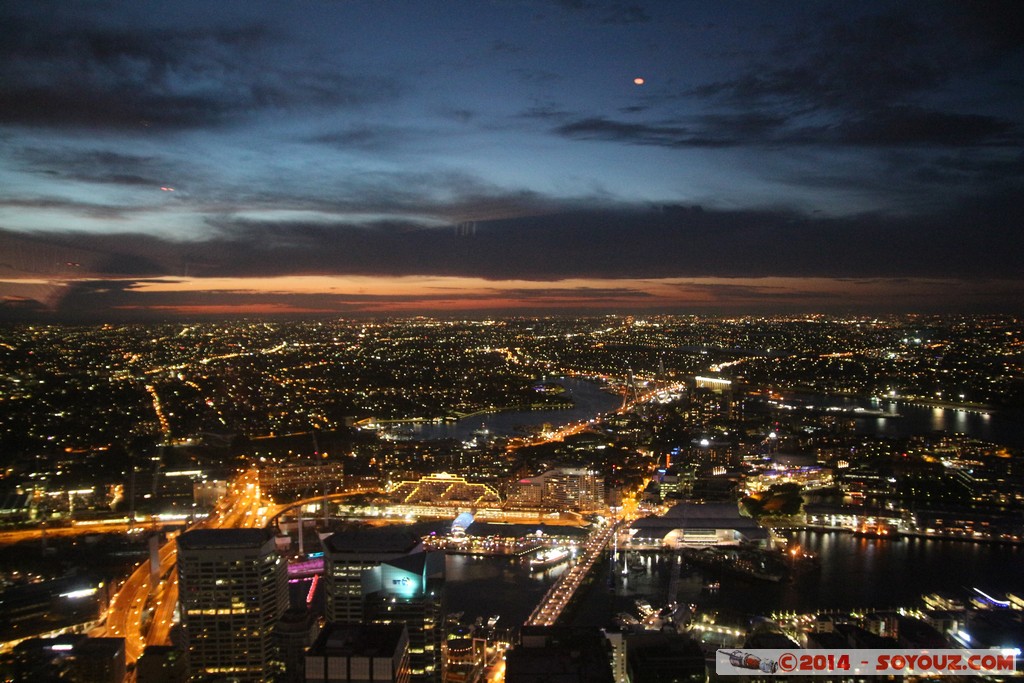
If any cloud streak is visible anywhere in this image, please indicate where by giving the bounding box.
[2,186,1021,286]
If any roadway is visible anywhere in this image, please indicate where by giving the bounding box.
[95,467,273,663]
[0,521,134,547]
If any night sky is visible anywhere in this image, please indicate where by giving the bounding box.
[2,1,1023,319]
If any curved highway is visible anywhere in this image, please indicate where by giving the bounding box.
[95,468,275,663]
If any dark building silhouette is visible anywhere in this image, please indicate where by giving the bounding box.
[505,627,614,683]
[305,622,411,683]
[137,644,188,683]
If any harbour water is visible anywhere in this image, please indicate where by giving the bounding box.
[787,391,1024,449]
[414,381,1024,448]
[442,532,1024,629]
[408,378,622,441]
[860,402,1024,449]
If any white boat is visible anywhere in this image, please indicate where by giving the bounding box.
[529,546,570,569]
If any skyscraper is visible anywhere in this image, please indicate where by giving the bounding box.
[322,527,445,683]
[177,528,288,682]
[362,552,446,683]
[323,528,422,624]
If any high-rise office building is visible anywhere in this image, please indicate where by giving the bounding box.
[322,527,445,683]
[362,552,446,683]
[274,606,322,683]
[177,528,288,682]
[323,528,422,624]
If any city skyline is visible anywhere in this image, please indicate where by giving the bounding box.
[1,315,1022,679]
[2,1,1023,319]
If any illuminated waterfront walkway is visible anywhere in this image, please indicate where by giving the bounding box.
[525,522,619,626]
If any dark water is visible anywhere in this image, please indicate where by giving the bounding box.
[398,378,622,441]
[787,392,1024,448]
[694,531,1024,615]
[443,533,1024,628]
[444,554,568,624]
[862,402,1024,449]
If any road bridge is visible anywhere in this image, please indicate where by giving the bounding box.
[524,522,619,627]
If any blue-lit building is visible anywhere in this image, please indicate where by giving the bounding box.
[362,552,446,683]
[323,528,423,624]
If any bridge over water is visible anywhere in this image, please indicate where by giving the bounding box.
[524,522,619,626]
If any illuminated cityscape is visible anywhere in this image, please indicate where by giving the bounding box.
[0,315,1022,680]
[2,0,1024,680]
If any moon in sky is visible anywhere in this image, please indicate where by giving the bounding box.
[633,77,645,85]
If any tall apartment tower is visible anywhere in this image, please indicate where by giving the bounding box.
[177,528,288,682]
[323,528,423,623]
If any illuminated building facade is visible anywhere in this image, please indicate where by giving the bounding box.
[362,552,446,683]
[177,528,288,682]
[688,375,733,427]
[506,468,604,512]
[261,460,345,502]
[323,529,423,624]
[385,472,501,508]
[629,502,770,548]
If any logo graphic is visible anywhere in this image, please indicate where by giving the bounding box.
[728,650,778,673]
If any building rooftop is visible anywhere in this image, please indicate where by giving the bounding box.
[324,527,423,555]
[632,502,763,530]
[177,528,273,550]
[630,501,770,541]
[308,622,408,658]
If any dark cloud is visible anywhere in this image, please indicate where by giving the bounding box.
[310,127,424,152]
[694,10,966,112]
[914,151,1024,186]
[554,117,735,148]
[12,147,185,188]
[497,287,654,300]
[550,6,1023,155]
[510,68,562,86]
[554,108,1019,150]
[3,187,1021,287]
[0,10,392,131]
[822,107,1018,148]
[599,4,650,25]
[491,40,525,55]
[553,0,651,25]
[0,197,140,220]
